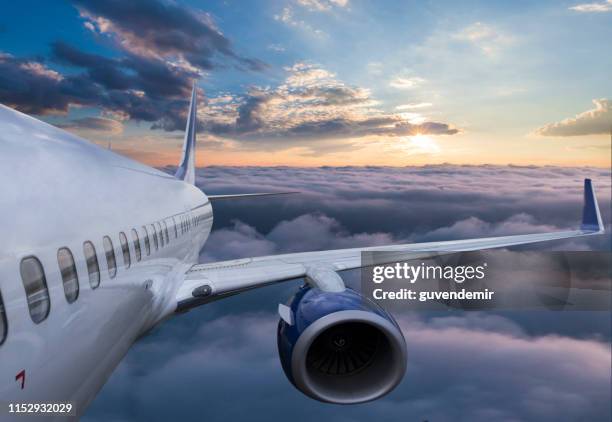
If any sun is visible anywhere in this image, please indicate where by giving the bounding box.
[409,134,440,154]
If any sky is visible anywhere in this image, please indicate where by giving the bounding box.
[1,3,610,420]
[84,165,612,422]
[0,0,611,167]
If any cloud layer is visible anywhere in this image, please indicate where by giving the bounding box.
[85,311,611,422]
[189,165,611,251]
[84,165,610,421]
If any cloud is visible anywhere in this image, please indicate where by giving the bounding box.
[267,44,286,52]
[297,0,349,12]
[85,310,611,422]
[274,0,348,35]
[453,22,512,57]
[70,0,265,72]
[569,0,612,12]
[389,76,425,90]
[396,103,432,110]
[0,52,74,115]
[57,116,123,134]
[0,0,266,132]
[200,63,457,151]
[274,7,326,36]
[192,165,610,252]
[84,165,611,421]
[200,213,395,262]
[535,99,611,137]
[416,213,559,242]
[0,44,198,129]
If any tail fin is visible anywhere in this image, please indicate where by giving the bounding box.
[175,83,197,185]
[580,178,604,233]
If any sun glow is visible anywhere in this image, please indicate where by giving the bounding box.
[409,134,440,154]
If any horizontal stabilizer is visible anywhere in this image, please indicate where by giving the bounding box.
[208,192,298,201]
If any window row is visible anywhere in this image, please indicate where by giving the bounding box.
[0,208,209,343]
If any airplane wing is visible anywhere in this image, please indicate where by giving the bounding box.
[208,191,299,201]
[175,178,605,312]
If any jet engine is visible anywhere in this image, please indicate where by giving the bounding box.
[277,285,407,404]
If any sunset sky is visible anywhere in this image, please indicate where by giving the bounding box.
[0,0,610,167]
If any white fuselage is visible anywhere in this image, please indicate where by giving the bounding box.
[0,104,213,418]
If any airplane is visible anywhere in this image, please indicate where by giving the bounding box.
[0,84,605,420]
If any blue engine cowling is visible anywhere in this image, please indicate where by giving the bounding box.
[277,285,407,404]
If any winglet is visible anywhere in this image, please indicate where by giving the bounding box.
[580,178,604,233]
[175,83,197,185]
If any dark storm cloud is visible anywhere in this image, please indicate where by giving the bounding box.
[0,45,195,129]
[0,53,76,115]
[0,0,266,132]
[54,39,198,96]
[70,0,266,71]
[52,41,198,98]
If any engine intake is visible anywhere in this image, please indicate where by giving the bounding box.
[277,286,407,404]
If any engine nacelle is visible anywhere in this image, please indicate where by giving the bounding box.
[277,285,407,404]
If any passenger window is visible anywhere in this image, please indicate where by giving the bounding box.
[150,224,159,250]
[0,290,7,345]
[163,221,170,244]
[119,232,131,269]
[142,226,151,256]
[103,236,117,278]
[172,216,178,238]
[20,256,50,324]
[83,241,100,288]
[57,248,79,303]
[156,222,165,247]
[131,229,142,262]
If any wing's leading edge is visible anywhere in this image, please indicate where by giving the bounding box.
[208,191,299,201]
[176,178,605,312]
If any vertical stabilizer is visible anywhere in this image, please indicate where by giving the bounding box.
[580,178,604,233]
[175,83,197,184]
